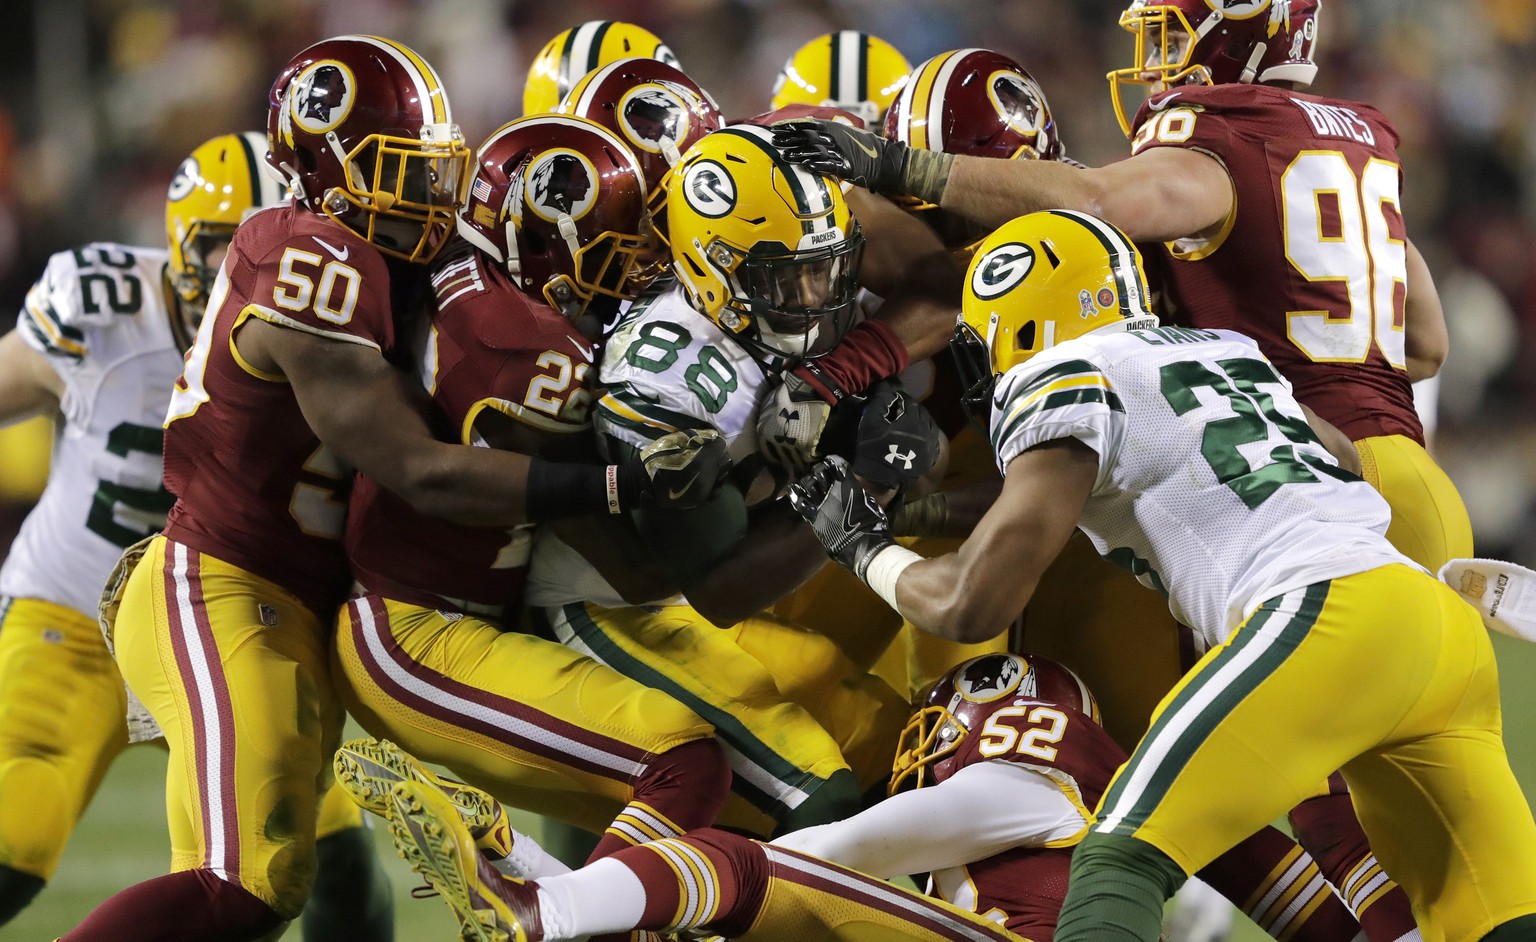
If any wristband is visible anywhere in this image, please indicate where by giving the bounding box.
[863,544,923,614]
[901,147,955,205]
[892,492,950,538]
[810,320,911,402]
[526,457,619,522]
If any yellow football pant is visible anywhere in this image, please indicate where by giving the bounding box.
[333,594,715,833]
[540,602,857,835]
[113,536,343,919]
[1094,564,1536,942]
[0,597,129,879]
[1355,433,1473,571]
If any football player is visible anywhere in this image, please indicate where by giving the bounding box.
[63,37,721,942]
[524,124,951,836]
[0,133,393,938]
[769,31,912,128]
[523,20,682,116]
[773,0,1467,575]
[791,210,1536,942]
[375,652,1371,942]
[775,6,1440,935]
[330,113,733,877]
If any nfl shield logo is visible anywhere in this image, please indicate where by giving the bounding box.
[258,604,279,627]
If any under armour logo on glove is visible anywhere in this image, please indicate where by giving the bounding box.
[886,445,916,470]
[850,381,942,492]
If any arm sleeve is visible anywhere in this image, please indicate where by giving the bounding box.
[17,250,90,369]
[769,761,1087,878]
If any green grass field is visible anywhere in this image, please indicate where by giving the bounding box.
[11,635,1536,942]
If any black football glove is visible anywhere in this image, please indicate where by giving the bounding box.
[772,119,955,203]
[635,429,731,510]
[771,118,907,192]
[788,456,894,579]
[849,381,942,494]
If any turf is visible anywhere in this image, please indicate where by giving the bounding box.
[10,638,1536,941]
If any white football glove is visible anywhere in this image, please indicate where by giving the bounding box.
[1438,557,1536,642]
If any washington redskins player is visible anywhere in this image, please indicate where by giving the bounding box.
[330,115,733,898]
[63,36,722,942]
[375,653,1373,942]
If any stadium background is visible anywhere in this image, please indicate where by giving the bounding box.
[1,0,1535,937]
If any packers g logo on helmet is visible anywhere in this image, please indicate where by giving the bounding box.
[681,160,736,219]
[969,242,1034,301]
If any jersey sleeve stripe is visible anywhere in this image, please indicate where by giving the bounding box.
[596,390,713,434]
[1011,358,1104,400]
[991,387,1124,452]
[21,291,86,359]
[462,398,587,443]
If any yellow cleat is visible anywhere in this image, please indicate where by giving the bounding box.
[333,738,512,857]
[386,780,546,942]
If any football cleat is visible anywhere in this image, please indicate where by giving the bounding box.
[334,738,513,859]
[386,781,546,942]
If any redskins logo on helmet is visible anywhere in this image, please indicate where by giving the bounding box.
[619,85,692,153]
[522,150,598,223]
[890,653,1102,795]
[988,72,1046,138]
[288,62,356,134]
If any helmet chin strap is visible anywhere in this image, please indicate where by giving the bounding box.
[1238,41,1268,84]
[558,213,582,265]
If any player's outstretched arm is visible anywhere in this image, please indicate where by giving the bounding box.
[0,327,63,427]
[244,318,726,527]
[791,439,1093,643]
[774,117,1232,243]
[846,188,964,363]
[1404,238,1449,382]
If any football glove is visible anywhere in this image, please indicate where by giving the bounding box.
[788,456,894,579]
[1438,557,1536,643]
[637,429,732,510]
[772,118,954,203]
[849,381,942,494]
[756,366,838,478]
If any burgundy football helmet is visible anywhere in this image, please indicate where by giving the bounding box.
[557,58,723,247]
[889,652,1101,795]
[456,114,659,322]
[884,48,1063,164]
[266,35,470,263]
[1108,0,1321,134]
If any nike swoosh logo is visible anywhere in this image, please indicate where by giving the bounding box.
[667,471,702,502]
[313,237,350,261]
[850,137,880,159]
[570,339,594,362]
[1148,92,1183,111]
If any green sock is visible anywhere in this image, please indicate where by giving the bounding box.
[1483,913,1536,942]
[772,769,862,836]
[1055,831,1188,942]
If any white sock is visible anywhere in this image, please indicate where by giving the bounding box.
[535,857,647,940]
[492,826,573,880]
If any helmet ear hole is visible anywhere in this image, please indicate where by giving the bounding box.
[296,145,318,173]
[1017,320,1036,352]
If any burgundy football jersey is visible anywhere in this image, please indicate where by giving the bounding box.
[931,699,1126,941]
[1131,83,1422,443]
[345,245,594,618]
[162,204,406,616]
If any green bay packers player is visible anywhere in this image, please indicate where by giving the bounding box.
[770,31,912,128]
[523,20,682,116]
[0,133,392,936]
[525,123,946,836]
[791,210,1536,942]
[378,652,1373,942]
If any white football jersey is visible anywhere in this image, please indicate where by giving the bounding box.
[0,243,183,616]
[990,325,1408,649]
[525,280,774,608]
